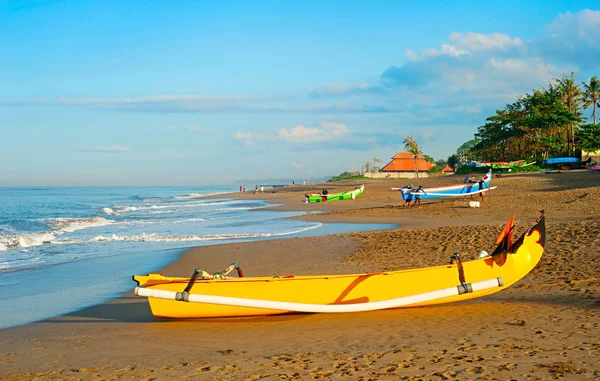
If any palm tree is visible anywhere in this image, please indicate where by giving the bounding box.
[403,135,423,178]
[582,75,600,125]
[554,72,583,154]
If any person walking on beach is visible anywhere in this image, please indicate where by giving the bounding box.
[254,185,258,193]
[477,177,487,201]
[401,184,412,207]
[412,185,425,208]
[239,185,243,192]
[243,185,246,192]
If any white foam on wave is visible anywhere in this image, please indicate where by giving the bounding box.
[174,193,205,199]
[101,207,117,216]
[174,191,232,199]
[148,210,176,214]
[173,218,205,223]
[0,232,56,250]
[102,200,247,216]
[47,216,114,233]
[53,223,323,245]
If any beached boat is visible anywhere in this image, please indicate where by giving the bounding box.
[305,184,364,203]
[543,157,580,166]
[133,213,545,319]
[393,170,493,201]
[469,160,535,169]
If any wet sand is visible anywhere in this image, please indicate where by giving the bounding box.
[1,171,599,380]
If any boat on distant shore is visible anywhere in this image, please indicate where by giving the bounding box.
[304,184,364,203]
[543,157,580,165]
[393,170,494,201]
[468,160,536,169]
[133,213,545,319]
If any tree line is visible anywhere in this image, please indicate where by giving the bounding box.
[459,72,600,162]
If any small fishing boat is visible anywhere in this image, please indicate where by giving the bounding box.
[543,157,580,166]
[470,160,535,169]
[393,170,493,201]
[133,213,545,319]
[305,184,364,203]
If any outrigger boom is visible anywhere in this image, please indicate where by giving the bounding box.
[135,277,503,313]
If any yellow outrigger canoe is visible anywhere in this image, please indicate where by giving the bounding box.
[133,212,545,319]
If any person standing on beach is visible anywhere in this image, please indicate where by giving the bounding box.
[239,185,243,192]
[254,185,258,193]
[243,185,246,192]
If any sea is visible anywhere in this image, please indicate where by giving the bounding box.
[0,186,391,329]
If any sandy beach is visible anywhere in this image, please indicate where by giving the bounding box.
[1,171,599,380]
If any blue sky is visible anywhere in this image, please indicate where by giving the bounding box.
[1,1,599,185]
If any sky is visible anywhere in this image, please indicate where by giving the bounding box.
[1,1,599,186]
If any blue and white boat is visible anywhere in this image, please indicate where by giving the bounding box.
[394,170,494,201]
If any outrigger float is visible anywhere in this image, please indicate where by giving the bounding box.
[393,170,495,202]
[133,212,545,319]
[305,184,364,203]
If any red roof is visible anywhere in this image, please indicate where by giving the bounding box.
[443,165,453,172]
[381,152,434,172]
[391,152,416,159]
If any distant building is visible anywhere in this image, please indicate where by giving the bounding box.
[381,152,434,173]
[363,152,452,179]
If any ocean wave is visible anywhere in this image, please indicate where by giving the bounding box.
[174,193,205,199]
[52,224,323,245]
[142,197,164,203]
[174,191,232,199]
[0,232,56,250]
[47,216,114,233]
[101,207,117,216]
[101,200,246,216]
[172,218,205,223]
[148,210,176,214]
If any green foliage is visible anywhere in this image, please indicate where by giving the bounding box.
[428,165,443,173]
[471,85,580,161]
[455,165,542,175]
[447,154,460,168]
[460,72,598,163]
[423,154,435,163]
[576,123,600,151]
[403,135,424,178]
[582,75,600,125]
[330,172,366,182]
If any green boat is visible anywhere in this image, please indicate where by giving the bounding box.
[305,184,364,203]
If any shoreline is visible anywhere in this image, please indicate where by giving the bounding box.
[2,171,599,380]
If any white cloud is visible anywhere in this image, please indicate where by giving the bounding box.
[291,162,303,169]
[448,32,524,52]
[233,131,272,146]
[538,9,600,69]
[279,125,323,143]
[406,44,469,61]
[75,146,131,153]
[320,121,349,137]
[279,121,350,143]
